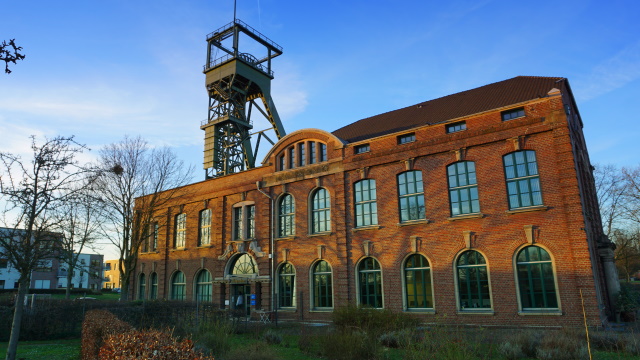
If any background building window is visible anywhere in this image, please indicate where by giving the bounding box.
[149,272,158,300]
[504,150,542,209]
[354,179,378,227]
[199,209,212,246]
[278,195,295,237]
[448,161,480,216]
[358,257,383,308]
[138,273,146,300]
[446,121,467,133]
[311,188,331,233]
[278,263,295,308]
[502,107,525,121]
[404,254,433,309]
[195,270,212,302]
[171,271,186,300]
[456,251,491,309]
[517,246,558,309]
[397,171,426,222]
[313,260,333,309]
[398,133,416,144]
[174,213,186,248]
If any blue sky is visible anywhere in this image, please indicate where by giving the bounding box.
[2,0,639,257]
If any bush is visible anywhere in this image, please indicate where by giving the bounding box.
[195,317,235,357]
[81,309,133,360]
[378,328,414,349]
[99,328,214,360]
[262,329,283,345]
[332,304,419,336]
[497,330,542,359]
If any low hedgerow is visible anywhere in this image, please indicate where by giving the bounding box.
[99,328,214,360]
[81,309,133,360]
[498,329,589,360]
[332,304,419,336]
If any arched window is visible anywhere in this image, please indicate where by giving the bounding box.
[230,254,257,276]
[138,273,146,300]
[278,194,295,237]
[312,260,333,309]
[447,161,480,216]
[516,246,558,309]
[149,272,158,300]
[278,263,295,308]
[199,209,212,246]
[354,179,378,227]
[503,150,542,209]
[358,258,383,308]
[311,188,331,233]
[171,271,186,300]
[195,270,212,302]
[397,171,425,222]
[404,254,433,309]
[456,251,491,310]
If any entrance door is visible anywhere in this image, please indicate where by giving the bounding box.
[232,284,251,317]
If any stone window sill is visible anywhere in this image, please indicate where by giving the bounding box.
[457,310,495,315]
[518,310,562,316]
[197,245,213,249]
[309,308,334,313]
[397,219,430,227]
[276,236,296,242]
[405,309,436,314]
[352,225,382,232]
[170,248,187,252]
[448,213,484,221]
[506,205,548,215]
[308,232,332,237]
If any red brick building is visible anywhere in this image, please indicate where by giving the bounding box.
[134,76,618,327]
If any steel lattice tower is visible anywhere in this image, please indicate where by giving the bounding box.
[201,19,285,178]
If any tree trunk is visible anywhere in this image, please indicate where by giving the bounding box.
[6,277,29,360]
[66,269,73,300]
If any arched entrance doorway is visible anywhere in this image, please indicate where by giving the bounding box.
[228,253,257,317]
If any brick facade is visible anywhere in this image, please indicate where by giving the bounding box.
[134,77,615,328]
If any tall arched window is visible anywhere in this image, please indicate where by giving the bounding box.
[456,250,491,310]
[278,194,295,237]
[503,150,542,209]
[354,179,378,227]
[195,270,212,302]
[278,263,295,308]
[358,258,383,308]
[230,254,257,276]
[516,246,558,309]
[397,171,425,222]
[447,161,480,216]
[171,271,186,300]
[149,272,158,300]
[311,188,331,233]
[138,273,146,300]
[404,254,433,309]
[312,260,333,309]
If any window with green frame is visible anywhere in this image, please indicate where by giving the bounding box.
[171,271,186,300]
[358,257,383,308]
[278,194,295,237]
[312,260,333,308]
[456,250,491,309]
[354,179,378,227]
[447,161,480,216]
[503,150,542,209]
[138,273,146,300]
[404,254,433,309]
[278,263,295,308]
[149,272,158,300]
[516,246,558,309]
[195,270,212,302]
[397,171,425,222]
[311,188,331,233]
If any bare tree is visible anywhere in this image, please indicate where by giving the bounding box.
[612,229,640,282]
[594,163,628,237]
[0,39,25,74]
[0,136,88,360]
[95,136,192,301]
[622,166,640,226]
[52,182,102,299]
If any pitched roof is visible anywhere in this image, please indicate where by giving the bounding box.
[331,76,565,143]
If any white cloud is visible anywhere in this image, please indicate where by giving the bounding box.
[574,40,640,102]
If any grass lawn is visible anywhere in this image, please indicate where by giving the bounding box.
[0,339,80,360]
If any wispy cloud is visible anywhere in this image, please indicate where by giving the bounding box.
[574,40,640,102]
